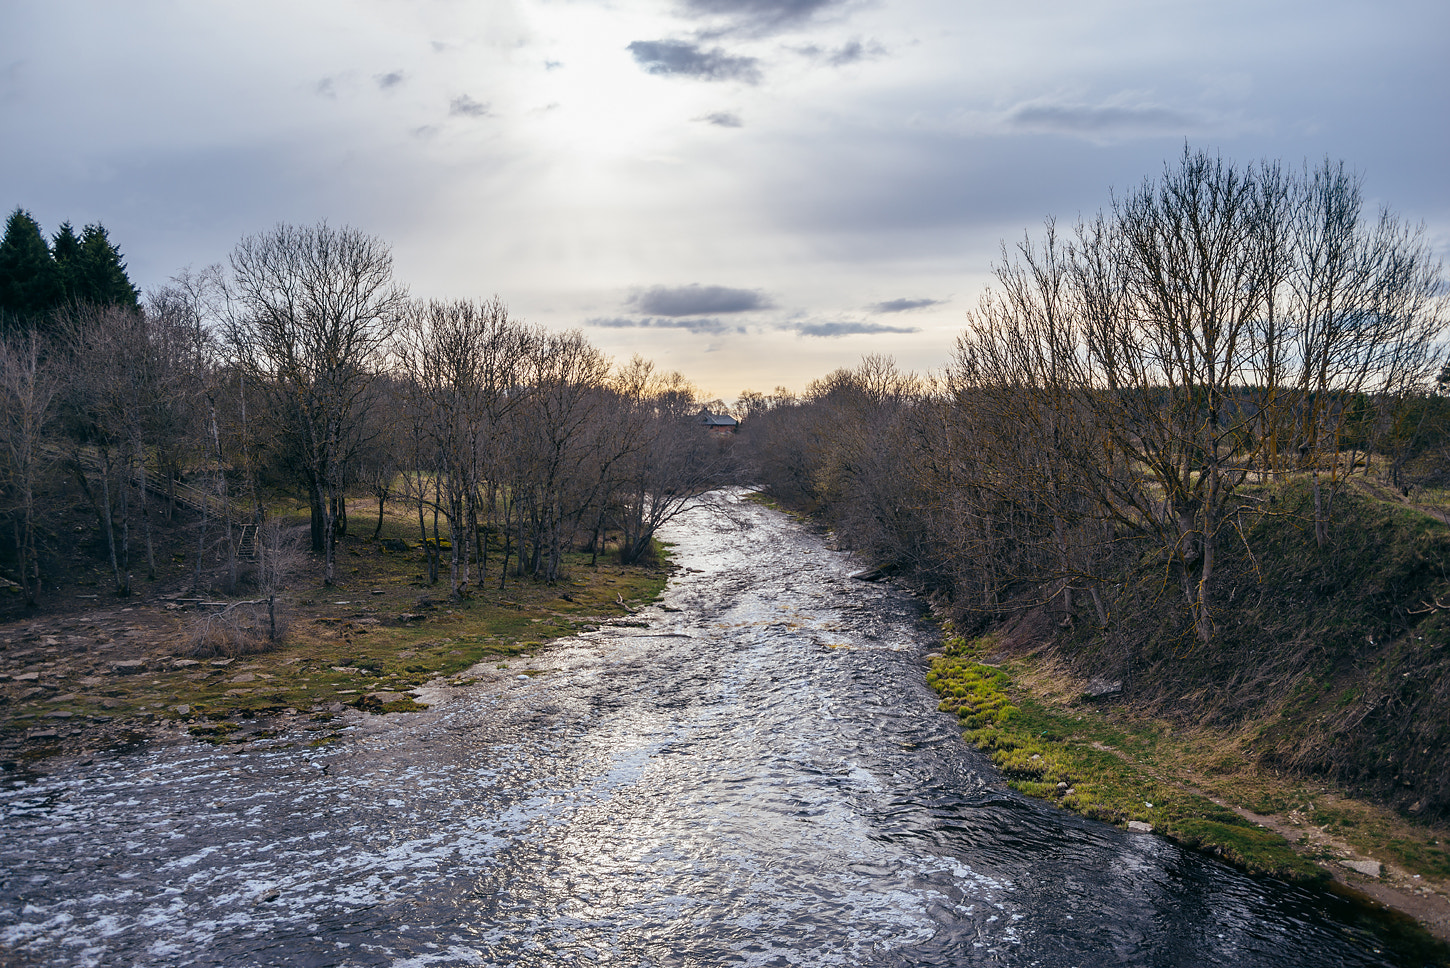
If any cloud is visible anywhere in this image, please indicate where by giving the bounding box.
[871,297,942,313]
[681,0,844,36]
[796,38,886,66]
[544,60,563,71]
[315,77,337,99]
[374,70,406,90]
[627,40,762,83]
[1006,99,1194,136]
[629,284,772,316]
[790,320,920,337]
[698,111,744,127]
[449,94,492,118]
[589,315,743,335]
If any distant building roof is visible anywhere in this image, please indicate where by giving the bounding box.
[698,411,739,428]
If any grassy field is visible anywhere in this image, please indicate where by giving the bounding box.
[0,497,671,759]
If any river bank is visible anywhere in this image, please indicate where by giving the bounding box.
[0,520,670,770]
[926,629,1450,959]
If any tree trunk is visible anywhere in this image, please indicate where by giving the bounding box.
[99,451,125,595]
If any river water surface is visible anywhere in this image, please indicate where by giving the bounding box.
[0,494,1414,966]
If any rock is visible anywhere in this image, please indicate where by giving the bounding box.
[228,672,258,683]
[172,659,201,668]
[45,711,74,719]
[1083,677,1122,698]
[175,705,191,716]
[1127,821,1154,833]
[517,674,530,681]
[112,660,147,675]
[210,658,233,667]
[398,613,424,623]
[1342,859,1382,878]
[371,589,385,595]
[14,672,39,682]
[1056,782,1069,790]
[923,651,945,660]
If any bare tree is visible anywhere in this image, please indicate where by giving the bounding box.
[612,363,730,564]
[0,329,60,605]
[951,148,1446,641]
[394,297,524,598]
[225,223,407,585]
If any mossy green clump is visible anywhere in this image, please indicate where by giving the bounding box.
[928,635,1326,885]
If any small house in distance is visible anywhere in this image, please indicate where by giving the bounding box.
[698,410,739,436]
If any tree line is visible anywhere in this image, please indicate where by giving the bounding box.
[738,150,1448,643]
[0,221,733,608]
[0,208,139,326]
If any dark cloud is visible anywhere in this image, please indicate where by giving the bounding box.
[627,40,762,83]
[699,111,744,127]
[374,70,405,90]
[871,297,942,313]
[1007,100,1193,135]
[791,320,920,337]
[629,284,772,316]
[449,94,491,118]
[682,0,843,36]
[544,60,563,71]
[589,315,743,335]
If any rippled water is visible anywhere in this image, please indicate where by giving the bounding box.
[0,494,1413,966]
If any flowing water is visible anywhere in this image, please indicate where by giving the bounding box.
[0,494,1417,966]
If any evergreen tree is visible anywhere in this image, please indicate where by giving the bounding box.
[0,208,63,325]
[51,221,82,302]
[73,223,140,309]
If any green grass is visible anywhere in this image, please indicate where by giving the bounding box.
[0,500,673,752]
[929,634,1326,883]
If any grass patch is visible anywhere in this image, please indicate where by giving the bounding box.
[930,634,1326,884]
[0,496,673,754]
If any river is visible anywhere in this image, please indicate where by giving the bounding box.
[0,493,1414,966]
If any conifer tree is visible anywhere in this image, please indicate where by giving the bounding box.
[74,223,140,309]
[51,221,82,302]
[0,208,63,326]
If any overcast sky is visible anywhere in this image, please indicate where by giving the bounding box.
[3,0,1447,399]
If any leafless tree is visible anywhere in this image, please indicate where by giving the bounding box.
[951,148,1446,640]
[394,297,524,598]
[0,329,60,605]
[225,223,407,585]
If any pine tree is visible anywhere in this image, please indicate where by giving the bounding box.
[51,221,82,302]
[73,223,140,309]
[0,208,63,325]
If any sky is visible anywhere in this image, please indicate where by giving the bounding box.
[3,0,1447,400]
